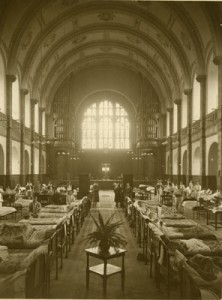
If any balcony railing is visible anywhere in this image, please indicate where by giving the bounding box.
[205,109,218,123]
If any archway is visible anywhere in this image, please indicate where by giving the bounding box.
[208,142,218,190]
[208,142,218,175]
[207,57,218,113]
[182,150,187,176]
[0,54,6,113]
[12,147,19,174]
[193,147,200,175]
[192,74,200,122]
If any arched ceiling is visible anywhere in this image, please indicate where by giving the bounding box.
[0,0,222,110]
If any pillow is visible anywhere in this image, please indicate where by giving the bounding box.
[0,245,9,262]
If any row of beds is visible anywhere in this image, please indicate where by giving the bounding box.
[125,196,222,300]
[0,197,91,298]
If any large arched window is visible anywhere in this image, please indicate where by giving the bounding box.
[82,100,129,149]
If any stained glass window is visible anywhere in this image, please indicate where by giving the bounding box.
[82,101,129,149]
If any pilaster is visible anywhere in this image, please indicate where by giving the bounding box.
[167,107,173,180]
[184,88,192,184]
[175,99,182,184]
[214,56,222,189]
[20,88,29,185]
[6,75,16,187]
[30,98,37,182]
[39,107,44,179]
[196,74,207,188]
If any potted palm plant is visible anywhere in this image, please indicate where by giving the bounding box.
[84,211,127,253]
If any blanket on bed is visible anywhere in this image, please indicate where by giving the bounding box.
[42,204,72,213]
[0,223,51,248]
[170,239,222,256]
[162,219,197,227]
[161,213,186,219]
[19,216,66,225]
[162,225,216,240]
[187,254,222,291]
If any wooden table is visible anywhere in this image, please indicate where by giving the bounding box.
[85,246,126,298]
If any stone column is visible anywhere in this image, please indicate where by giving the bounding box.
[213,56,222,190]
[6,75,16,187]
[30,99,37,183]
[45,113,53,177]
[184,89,192,185]
[39,107,44,181]
[20,89,29,185]
[175,99,182,184]
[167,107,173,181]
[159,113,167,178]
[196,74,207,188]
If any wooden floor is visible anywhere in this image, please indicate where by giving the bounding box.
[50,190,177,299]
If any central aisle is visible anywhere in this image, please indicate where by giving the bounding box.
[50,191,174,299]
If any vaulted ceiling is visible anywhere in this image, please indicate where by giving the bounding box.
[0,0,222,111]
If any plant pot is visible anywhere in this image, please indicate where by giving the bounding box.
[98,241,110,254]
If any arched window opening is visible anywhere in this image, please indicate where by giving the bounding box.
[25,93,30,128]
[182,150,187,175]
[34,102,39,133]
[12,146,19,174]
[208,142,218,176]
[181,93,187,128]
[0,144,4,175]
[0,54,5,113]
[193,146,200,175]
[12,77,20,120]
[173,103,177,133]
[192,74,200,122]
[207,58,218,113]
[82,101,129,149]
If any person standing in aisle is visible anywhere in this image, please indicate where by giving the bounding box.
[92,183,99,208]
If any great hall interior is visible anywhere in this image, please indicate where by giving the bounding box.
[0,0,222,299]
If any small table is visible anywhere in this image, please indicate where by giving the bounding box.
[207,208,222,230]
[85,246,126,298]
